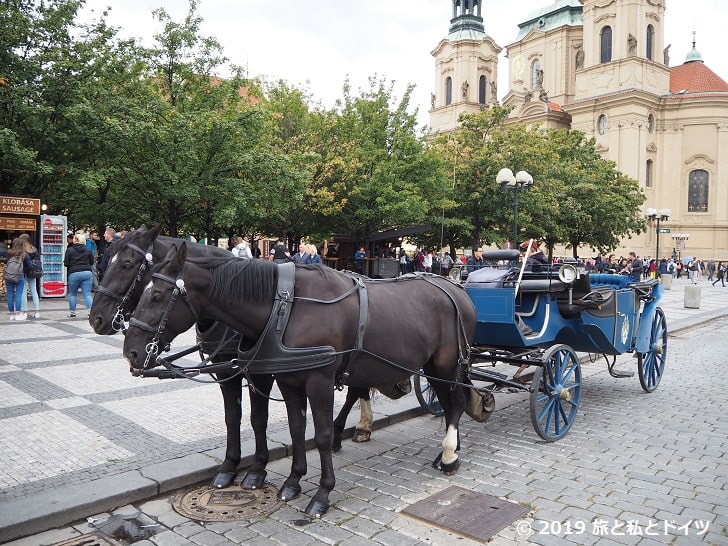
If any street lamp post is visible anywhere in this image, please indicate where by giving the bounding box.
[644,207,671,261]
[497,168,533,247]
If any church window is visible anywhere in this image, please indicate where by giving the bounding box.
[646,25,654,60]
[479,75,486,104]
[645,160,653,188]
[445,77,453,105]
[597,114,608,135]
[600,26,612,63]
[688,169,709,212]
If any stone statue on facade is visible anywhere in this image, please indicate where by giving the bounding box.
[461,80,469,99]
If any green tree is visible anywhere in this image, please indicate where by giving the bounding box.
[318,76,440,247]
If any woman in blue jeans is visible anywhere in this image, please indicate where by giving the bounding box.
[63,232,95,318]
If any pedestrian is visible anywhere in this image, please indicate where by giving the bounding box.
[466,246,485,273]
[675,260,683,279]
[3,237,31,320]
[19,233,42,318]
[399,251,409,275]
[306,244,322,264]
[688,258,699,284]
[98,227,120,281]
[423,249,433,273]
[440,251,454,277]
[712,262,726,287]
[64,232,95,318]
[291,243,310,265]
[353,247,366,274]
[230,237,252,259]
[269,237,291,263]
[707,260,716,281]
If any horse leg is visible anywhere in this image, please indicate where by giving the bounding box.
[352,388,372,443]
[332,387,372,451]
[304,379,336,518]
[240,374,275,490]
[211,373,242,488]
[276,382,308,502]
[429,375,466,476]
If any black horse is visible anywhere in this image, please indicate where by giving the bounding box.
[123,241,476,517]
[89,225,376,491]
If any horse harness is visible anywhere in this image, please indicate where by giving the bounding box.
[136,263,472,389]
[95,242,154,333]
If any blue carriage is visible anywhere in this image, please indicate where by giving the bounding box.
[416,249,668,442]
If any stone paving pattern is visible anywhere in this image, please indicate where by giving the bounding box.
[0,277,726,545]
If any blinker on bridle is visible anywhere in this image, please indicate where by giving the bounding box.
[128,270,199,369]
[95,243,154,332]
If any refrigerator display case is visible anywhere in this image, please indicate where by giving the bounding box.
[39,214,67,297]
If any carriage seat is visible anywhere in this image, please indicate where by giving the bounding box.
[555,274,615,317]
[588,273,629,290]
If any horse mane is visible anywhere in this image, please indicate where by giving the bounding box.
[188,256,279,305]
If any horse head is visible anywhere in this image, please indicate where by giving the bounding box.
[123,241,205,371]
[90,223,164,334]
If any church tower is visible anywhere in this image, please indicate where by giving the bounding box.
[429,0,501,133]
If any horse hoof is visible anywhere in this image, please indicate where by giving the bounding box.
[352,428,371,443]
[277,483,302,501]
[211,471,237,489]
[241,470,267,490]
[305,499,330,518]
[432,452,443,469]
[332,441,342,453]
[440,458,460,476]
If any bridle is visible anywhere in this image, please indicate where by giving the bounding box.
[128,269,199,369]
[95,243,154,332]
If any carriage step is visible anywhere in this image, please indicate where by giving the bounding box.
[609,368,635,378]
[469,368,508,382]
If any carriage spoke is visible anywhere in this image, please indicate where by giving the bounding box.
[530,345,581,442]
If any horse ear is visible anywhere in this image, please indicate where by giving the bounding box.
[175,241,187,268]
[150,223,164,239]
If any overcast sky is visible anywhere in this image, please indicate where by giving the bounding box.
[78,0,727,129]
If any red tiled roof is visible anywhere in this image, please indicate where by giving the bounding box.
[547,101,563,112]
[670,61,728,94]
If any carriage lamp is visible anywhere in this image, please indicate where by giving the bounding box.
[497,168,533,247]
[644,207,671,262]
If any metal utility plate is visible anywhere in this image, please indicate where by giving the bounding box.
[173,481,281,522]
[402,485,529,542]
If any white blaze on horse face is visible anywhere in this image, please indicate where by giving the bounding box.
[144,280,153,292]
[441,425,458,465]
[110,254,118,264]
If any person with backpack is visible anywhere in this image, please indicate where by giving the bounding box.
[3,237,32,320]
[19,233,42,318]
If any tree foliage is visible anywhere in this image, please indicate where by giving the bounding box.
[0,1,646,256]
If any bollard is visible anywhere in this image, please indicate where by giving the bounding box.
[660,273,673,290]
[684,284,701,309]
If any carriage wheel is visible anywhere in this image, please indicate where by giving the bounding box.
[414,371,444,416]
[530,344,581,442]
[637,307,667,393]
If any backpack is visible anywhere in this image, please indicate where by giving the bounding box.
[29,251,43,278]
[3,256,23,283]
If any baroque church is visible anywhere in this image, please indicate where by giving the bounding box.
[429,0,728,261]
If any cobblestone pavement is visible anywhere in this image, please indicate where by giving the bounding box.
[1,277,726,545]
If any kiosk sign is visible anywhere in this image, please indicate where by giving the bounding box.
[0,196,41,215]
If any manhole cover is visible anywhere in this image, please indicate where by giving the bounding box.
[402,485,529,542]
[53,533,124,546]
[173,481,282,522]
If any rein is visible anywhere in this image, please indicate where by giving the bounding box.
[129,270,199,369]
[95,242,154,332]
